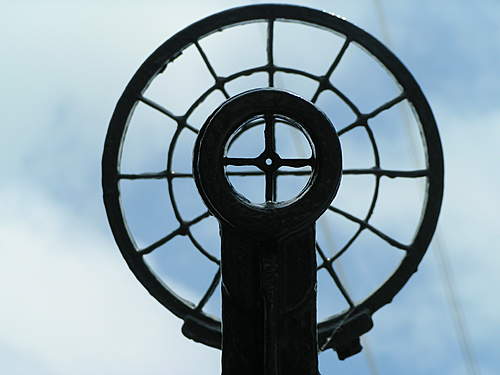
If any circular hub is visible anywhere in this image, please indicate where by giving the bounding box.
[194,88,342,235]
[224,113,315,205]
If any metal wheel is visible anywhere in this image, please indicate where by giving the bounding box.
[102,4,443,350]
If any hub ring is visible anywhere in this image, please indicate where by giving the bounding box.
[194,89,343,236]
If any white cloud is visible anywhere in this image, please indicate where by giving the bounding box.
[2,1,499,374]
[0,185,220,374]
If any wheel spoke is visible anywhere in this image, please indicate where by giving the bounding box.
[119,171,168,180]
[328,206,410,251]
[279,158,314,168]
[171,171,305,179]
[227,170,264,176]
[316,243,354,308]
[343,167,428,178]
[224,157,259,167]
[311,38,350,103]
[139,96,178,122]
[195,267,221,311]
[228,170,310,177]
[195,41,230,99]
[183,123,200,134]
[139,95,199,134]
[330,227,364,264]
[271,173,278,201]
[164,170,311,178]
[276,169,311,176]
[267,19,275,87]
[186,211,211,227]
[264,114,276,153]
[265,171,277,202]
[187,231,220,265]
[336,93,408,136]
[366,93,407,120]
[184,85,219,120]
[138,227,183,256]
[337,119,363,136]
[170,172,194,178]
[325,38,350,78]
[138,211,211,255]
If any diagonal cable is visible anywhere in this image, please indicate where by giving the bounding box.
[373,1,480,374]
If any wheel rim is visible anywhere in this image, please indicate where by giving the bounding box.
[102,4,444,349]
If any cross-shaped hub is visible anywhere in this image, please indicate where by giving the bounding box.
[193,88,342,375]
[223,113,315,203]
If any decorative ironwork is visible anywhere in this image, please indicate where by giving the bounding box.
[222,114,315,204]
[193,89,342,373]
[102,3,444,359]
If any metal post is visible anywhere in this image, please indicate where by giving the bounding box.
[103,6,444,371]
[220,224,318,374]
[193,89,342,375]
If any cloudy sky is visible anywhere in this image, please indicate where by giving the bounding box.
[1,1,499,374]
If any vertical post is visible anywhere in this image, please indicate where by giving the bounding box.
[193,89,342,375]
[220,224,318,375]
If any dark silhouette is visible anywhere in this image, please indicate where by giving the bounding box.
[102,4,443,374]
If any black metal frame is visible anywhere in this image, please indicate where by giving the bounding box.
[102,4,444,350]
[193,88,342,372]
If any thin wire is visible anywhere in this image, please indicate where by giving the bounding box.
[278,47,380,375]
[360,336,380,375]
[373,1,480,374]
[433,235,480,375]
[317,219,382,375]
[258,11,380,373]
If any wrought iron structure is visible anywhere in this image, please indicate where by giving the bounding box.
[194,88,342,373]
[102,3,444,372]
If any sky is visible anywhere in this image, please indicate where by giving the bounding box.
[1,1,499,374]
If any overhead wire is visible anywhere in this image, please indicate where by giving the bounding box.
[249,1,478,373]
[316,172,380,375]
[372,1,480,374]
[288,104,381,375]
[275,24,381,375]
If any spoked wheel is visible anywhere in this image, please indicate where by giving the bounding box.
[102,4,443,350]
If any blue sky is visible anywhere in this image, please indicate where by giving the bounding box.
[1,1,499,374]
